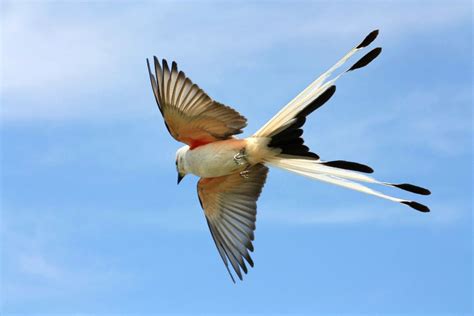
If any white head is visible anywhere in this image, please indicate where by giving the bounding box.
[175,145,189,184]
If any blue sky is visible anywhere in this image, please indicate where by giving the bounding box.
[0,1,472,315]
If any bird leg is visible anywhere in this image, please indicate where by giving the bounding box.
[239,168,251,179]
[233,148,248,166]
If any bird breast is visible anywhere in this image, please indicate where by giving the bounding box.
[184,139,248,178]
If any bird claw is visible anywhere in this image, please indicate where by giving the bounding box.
[240,169,250,178]
[233,148,248,166]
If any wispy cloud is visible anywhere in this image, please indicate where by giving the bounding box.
[1,198,464,305]
[1,1,470,121]
[17,253,62,280]
[0,206,148,305]
[1,2,471,313]
[307,85,472,162]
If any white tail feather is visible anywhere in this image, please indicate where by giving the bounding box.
[265,157,407,204]
[271,157,396,188]
[254,32,376,138]
[250,30,430,212]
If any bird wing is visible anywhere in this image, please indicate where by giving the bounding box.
[146,57,247,149]
[197,164,269,282]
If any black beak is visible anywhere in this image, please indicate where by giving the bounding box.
[177,173,184,185]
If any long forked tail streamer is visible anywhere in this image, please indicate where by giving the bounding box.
[265,157,430,212]
[254,30,381,138]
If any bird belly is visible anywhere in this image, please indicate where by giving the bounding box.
[184,139,248,178]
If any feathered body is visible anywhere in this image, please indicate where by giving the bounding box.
[179,139,247,178]
[147,30,431,283]
[178,137,277,178]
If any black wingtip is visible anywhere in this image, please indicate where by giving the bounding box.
[162,59,169,70]
[229,273,236,284]
[357,29,379,49]
[401,201,430,213]
[393,183,431,196]
[348,47,382,72]
[247,257,254,268]
[236,272,243,281]
[241,264,248,274]
[146,58,151,71]
[247,242,254,252]
[322,160,374,174]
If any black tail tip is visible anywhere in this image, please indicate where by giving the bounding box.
[322,160,374,174]
[357,29,379,49]
[394,183,431,196]
[402,201,430,213]
[348,47,382,72]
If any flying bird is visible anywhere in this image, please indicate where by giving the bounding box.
[146,30,430,282]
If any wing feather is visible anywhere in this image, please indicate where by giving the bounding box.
[147,57,247,148]
[197,164,268,281]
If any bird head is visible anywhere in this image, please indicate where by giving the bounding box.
[175,145,189,184]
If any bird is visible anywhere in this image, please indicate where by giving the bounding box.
[146,30,430,282]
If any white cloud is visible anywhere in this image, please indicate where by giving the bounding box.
[0,206,140,304]
[306,85,472,162]
[1,5,112,93]
[0,1,470,121]
[18,253,62,279]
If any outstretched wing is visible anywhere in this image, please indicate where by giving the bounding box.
[197,164,269,282]
[147,57,247,149]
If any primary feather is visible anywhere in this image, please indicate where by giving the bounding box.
[147,29,430,283]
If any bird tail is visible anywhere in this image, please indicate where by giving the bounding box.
[264,156,430,212]
[253,30,381,141]
[252,30,430,212]
[253,30,382,162]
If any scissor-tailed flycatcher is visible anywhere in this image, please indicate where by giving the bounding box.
[146,30,430,282]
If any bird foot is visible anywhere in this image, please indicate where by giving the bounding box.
[233,148,248,166]
[239,169,250,178]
